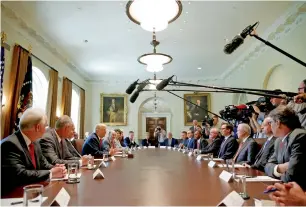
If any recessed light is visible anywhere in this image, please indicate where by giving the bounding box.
[188,1,191,4]
[197,67,202,70]
[186,11,189,14]
[84,40,88,43]
[183,20,186,23]
[180,28,183,31]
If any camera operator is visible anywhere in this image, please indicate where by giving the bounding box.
[249,112,267,138]
[201,116,214,139]
[153,125,166,146]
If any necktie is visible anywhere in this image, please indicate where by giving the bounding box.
[28,143,36,169]
[233,142,243,162]
[61,141,64,158]
[197,140,200,150]
[263,139,270,149]
[99,139,103,149]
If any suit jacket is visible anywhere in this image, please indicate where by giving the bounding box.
[39,128,80,165]
[251,137,276,171]
[187,138,196,149]
[163,138,178,147]
[235,137,258,164]
[82,133,107,156]
[189,126,198,132]
[65,139,82,158]
[218,136,239,160]
[201,138,222,157]
[195,138,208,150]
[1,131,53,195]
[124,137,139,148]
[265,129,306,190]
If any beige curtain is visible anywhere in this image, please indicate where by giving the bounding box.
[3,45,29,138]
[47,69,58,128]
[61,77,72,117]
[79,88,85,139]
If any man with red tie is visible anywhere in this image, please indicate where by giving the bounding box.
[1,108,66,195]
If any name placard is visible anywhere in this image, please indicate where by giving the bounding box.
[217,191,244,206]
[219,170,233,183]
[208,161,217,168]
[51,188,70,206]
[93,168,105,179]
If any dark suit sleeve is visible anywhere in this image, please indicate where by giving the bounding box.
[1,141,50,186]
[85,138,106,157]
[246,141,258,165]
[201,139,221,155]
[252,143,275,171]
[36,143,53,169]
[265,140,280,177]
[221,139,238,160]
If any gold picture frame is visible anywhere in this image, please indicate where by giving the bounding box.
[100,93,128,126]
[184,93,211,126]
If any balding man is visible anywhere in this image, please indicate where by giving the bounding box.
[1,108,66,195]
[232,123,258,164]
[200,128,222,157]
[82,124,113,157]
[163,132,178,147]
[39,115,88,165]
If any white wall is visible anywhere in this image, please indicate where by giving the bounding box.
[1,20,92,136]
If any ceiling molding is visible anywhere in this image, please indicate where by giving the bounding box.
[1,3,91,81]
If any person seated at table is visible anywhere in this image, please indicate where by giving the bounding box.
[266,182,306,206]
[102,130,118,153]
[232,123,258,164]
[39,115,88,166]
[1,108,66,195]
[244,117,276,171]
[195,130,208,151]
[114,129,123,150]
[200,128,222,157]
[120,130,126,147]
[178,131,188,148]
[218,123,238,160]
[163,132,178,147]
[66,132,82,158]
[186,130,196,150]
[141,132,150,147]
[265,105,306,190]
[124,131,139,148]
[82,123,115,157]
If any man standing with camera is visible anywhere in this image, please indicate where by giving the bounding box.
[154,126,166,147]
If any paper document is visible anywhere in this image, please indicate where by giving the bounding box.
[217,164,245,168]
[0,197,48,206]
[235,176,280,182]
[254,198,276,206]
[114,154,122,157]
[203,158,224,161]
[51,173,81,181]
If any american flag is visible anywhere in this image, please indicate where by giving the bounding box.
[0,46,4,104]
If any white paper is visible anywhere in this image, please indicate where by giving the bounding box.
[110,156,116,161]
[254,198,276,207]
[115,151,122,154]
[160,146,166,149]
[208,161,217,168]
[52,188,70,207]
[114,154,122,157]
[218,164,245,168]
[0,197,48,206]
[94,159,103,161]
[148,146,155,149]
[93,168,105,179]
[218,191,244,207]
[51,173,81,181]
[167,147,172,150]
[235,176,280,182]
[98,161,107,168]
[219,170,233,182]
[203,158,224,161]
[188,152,193,156]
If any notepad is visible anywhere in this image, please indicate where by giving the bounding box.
[51,173,82,181]
[235,176,280,182]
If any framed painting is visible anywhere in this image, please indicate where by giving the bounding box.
[100,93,128,126]
[184,93,211,126]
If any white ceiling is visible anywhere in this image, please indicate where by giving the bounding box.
[2,1,296,81]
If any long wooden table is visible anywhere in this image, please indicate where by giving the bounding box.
[2,148,272,206]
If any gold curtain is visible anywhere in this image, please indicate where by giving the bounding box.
[79,88,85,139]
[61,77,72,117]
[47,69,58,128]
[3,45,30,138]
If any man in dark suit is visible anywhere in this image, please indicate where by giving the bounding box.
[189,120,199,133]
[179,131,189,148]
[82,124,114,156]
[66,138,82,158]
[1,108,66,195]
[39,116,86,166]
[218,123,239,160]
[201,128,222,157]
[245,117,276,171]
[186,130,196,149]
[195,130,208,150]
[265,105,306,190]
[163,132,178,147]
[233,123,258,164]
[124,131,139,148]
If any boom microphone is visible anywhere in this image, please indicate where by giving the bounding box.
[126,79,139,94]
[130,91,140,103]
[224,21,259,54]
[156,75,175,91]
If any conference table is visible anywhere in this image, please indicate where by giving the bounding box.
[2,148,272,206]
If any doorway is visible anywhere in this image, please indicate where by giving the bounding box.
[146,117,167,139]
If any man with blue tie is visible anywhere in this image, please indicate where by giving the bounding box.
[244,117,276,171]
[163,132,178,147]
[186,130,196,149]
[218,123,238,160]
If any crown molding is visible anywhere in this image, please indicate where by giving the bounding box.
[1,3,91,81]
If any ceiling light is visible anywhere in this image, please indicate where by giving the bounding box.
[126,0,183,32]
[197,67,202,70]
[138,31,172,73]
[148,79,162,90]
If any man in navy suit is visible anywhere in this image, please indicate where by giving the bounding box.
[163,132,178,147]
[233,123,258,164]
[179,131,188,148]
[201,128,222,157]
[218,123,239,160]
[186,130,196,149]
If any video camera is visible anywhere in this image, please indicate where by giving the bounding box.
[219,96,275,122]
[202,115,214,127]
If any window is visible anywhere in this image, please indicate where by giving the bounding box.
[71,84,81,134]
[32,67,49,111]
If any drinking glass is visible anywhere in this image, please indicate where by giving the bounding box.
[122,149,126,158]
[103,152,109,161]
[23,184,43,206]
[68,163,79,183]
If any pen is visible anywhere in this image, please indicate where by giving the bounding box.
[10,201,23,205]
[263,188,278,194]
